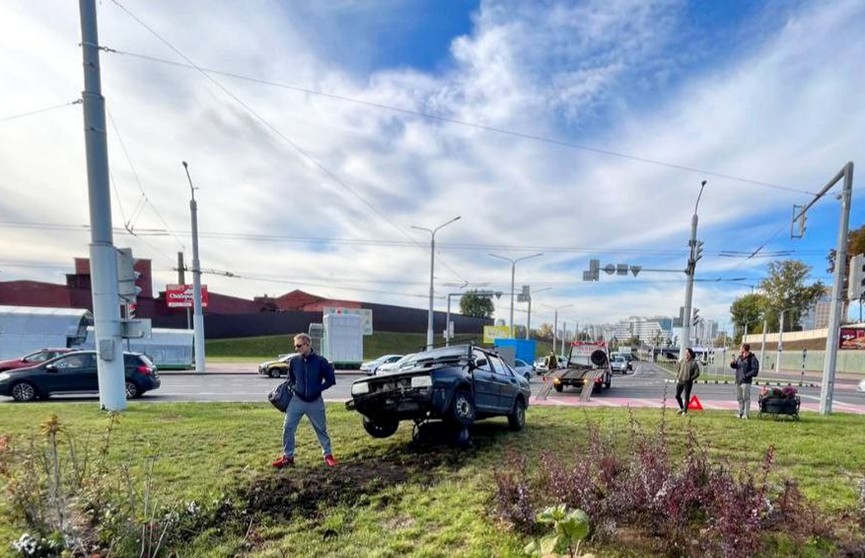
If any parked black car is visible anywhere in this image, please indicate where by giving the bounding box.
[0,351,160,402]
[345,345,531,439]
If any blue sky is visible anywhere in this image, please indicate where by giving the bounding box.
[0,0,863,334]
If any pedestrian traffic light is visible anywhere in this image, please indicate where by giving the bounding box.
[692,308,700,326]
[127,303,137,319]
[116,247,142,304]
[847,253,865,301]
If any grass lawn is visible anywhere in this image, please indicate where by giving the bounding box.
[2,403,864,557]
[206,332,554,363]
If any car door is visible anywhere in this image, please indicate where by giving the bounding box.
[488,355,519,411]
[471,350,499,412]
[44,353,96,394]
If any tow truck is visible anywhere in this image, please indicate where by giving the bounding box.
[551,341,613,393]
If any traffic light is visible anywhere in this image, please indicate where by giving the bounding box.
[116,247,142,304]
[692,308,700,326]
[692,240,704,262]
[127,303,137,319]
[847,254,865,301]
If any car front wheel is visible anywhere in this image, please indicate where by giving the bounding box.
[268,368,281,378]
[451,389,476,425]
[362,416,399,438]
[11,381,38,402]
[508,398,526,431]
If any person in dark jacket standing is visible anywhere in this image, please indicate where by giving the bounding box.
[272,333,337,468]
[730,343,759,419]
[675,348,701,415]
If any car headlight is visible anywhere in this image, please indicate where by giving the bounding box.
[410,375,432,388]
[351,382,370,395]
[0,372,9,381]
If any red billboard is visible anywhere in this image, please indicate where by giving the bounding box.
[839,327,865,349]
[165,284,209,308]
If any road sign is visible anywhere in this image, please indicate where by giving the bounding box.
[483,325,510,344]
[165,284,209,308]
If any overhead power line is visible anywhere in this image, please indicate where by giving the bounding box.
[99,46,816,196]
[0,99,81,124]
[105,0,469,285]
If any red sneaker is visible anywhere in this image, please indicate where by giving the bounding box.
[324,454,338,467]
[272,455,294,469]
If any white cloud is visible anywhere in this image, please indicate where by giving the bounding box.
[1,0,863,331]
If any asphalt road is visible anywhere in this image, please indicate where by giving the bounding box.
[4,361,863,413]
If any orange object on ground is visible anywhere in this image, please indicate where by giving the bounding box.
[687,395,704,411]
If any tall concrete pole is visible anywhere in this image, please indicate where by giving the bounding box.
[680,213,698,356]
[183,162,206,373]
[759,318,767,370]
[178,251,191,329]
[526,293,532,340]
[820,162,855,415]
[413,216,461,350]
[79,0,126,411]
[680,180,706,359]
[775,310,785,373]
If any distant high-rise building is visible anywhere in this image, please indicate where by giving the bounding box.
[800,288,834,329]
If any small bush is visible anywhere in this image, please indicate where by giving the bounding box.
[493,415,862,558]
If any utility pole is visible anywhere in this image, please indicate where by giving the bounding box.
[413,217,461,350]
[79,0,126,411]
[759,318,767,371]
[177,251,190,330]
[183,162,206,373]
[776,310,786,373]
[680,181,707,358]
[791,162,854,414]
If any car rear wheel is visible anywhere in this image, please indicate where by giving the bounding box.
[125,381,140,399]
[524,372,531,382]
[508,398,526,431]
[362,416,399,438]
[451,389,476,425]
[11,381,38,402]
[268,368,281,378]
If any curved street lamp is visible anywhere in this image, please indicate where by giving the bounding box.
[412,216,461,350]
[489,252,543,338]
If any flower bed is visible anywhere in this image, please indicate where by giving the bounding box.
[758,386,801,419]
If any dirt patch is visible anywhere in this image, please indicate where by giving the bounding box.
[240,459,409,519]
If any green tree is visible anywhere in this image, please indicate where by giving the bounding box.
[459,290,495,318]
[758,260,826,331]
[730,293,768,343]
[535,323,553,341]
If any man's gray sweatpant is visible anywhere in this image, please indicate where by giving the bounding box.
[282,396,332,457]
[736,383,752,417]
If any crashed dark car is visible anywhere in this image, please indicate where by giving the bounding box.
[345,345,531,439]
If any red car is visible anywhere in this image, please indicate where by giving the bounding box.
[0,348,76,373]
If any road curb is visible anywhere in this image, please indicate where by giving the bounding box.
[663,378,820,388]
[157,371,364,377]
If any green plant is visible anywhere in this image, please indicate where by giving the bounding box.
[524,505,594,558]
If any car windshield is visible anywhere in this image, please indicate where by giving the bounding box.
[393,346,471,371]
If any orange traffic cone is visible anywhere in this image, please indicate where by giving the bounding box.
[687,395,704,411]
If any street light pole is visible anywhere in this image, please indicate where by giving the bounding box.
[524,286,551,340]
[542,303,573,357]
[681,180,707,358]
[489,252,543,338]
[413,216,461,350]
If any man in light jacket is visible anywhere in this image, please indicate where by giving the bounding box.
[675,347,700,415]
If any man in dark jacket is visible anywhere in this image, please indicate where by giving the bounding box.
[730,343,759,419]
[272,333,337,468]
